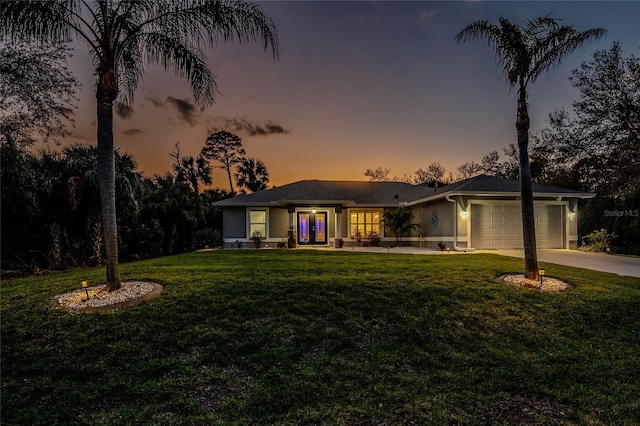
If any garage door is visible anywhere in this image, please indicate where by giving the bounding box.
[471,204,563,249]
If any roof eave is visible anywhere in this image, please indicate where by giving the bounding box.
[274,199,355,206]
[405,190,596,206]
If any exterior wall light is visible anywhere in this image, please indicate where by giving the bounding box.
[569,211,576,219]
[460,210,468,219]
[311,207,317,214]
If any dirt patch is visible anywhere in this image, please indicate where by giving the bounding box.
[482,394,576,425]
[53,281,163,313]
[498,274,573,292]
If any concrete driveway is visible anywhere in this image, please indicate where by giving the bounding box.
[485,249,640,278]
[308,246,640,278]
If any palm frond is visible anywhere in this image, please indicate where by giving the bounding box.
[455,17,527,87]
[136,0,280,61]
[528,26,607,84]
[4,0,279,109]
[457,15,606,89]
[117,41,145,106]
[1,0,72,42]
[139,31,217,106]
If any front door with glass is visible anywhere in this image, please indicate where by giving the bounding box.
[297,211,327,245]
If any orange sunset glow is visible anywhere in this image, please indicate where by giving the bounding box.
[58,1,638,188]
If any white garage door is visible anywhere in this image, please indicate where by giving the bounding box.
[471,204,563,249]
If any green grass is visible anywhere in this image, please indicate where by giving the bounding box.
[2,250,639,425]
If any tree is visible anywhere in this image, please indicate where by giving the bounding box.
[532,42,640,252]
[413,162,446,187]
[456,161,483,180]
[145,173,199,255]
[200,131,246,194]
[479,146,520,179]
[456,16,605,280]
[171,142,212,194]
[235,157,269,193]
[364,167,391,182]
[382,206,419,246]
[0,41,79,147]
[64,144,103,264]
[2,1,280,291]
[1,143,42,270]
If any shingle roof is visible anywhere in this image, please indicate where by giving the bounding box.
[418,174,591,198]
[212,180,434,207]
[213,175,593,207]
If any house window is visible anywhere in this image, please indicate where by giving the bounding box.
[350,210,381,238]
[249,210,267,237]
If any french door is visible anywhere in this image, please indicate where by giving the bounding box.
[297,211,327,245]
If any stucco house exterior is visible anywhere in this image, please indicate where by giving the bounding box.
[212,175,594,250]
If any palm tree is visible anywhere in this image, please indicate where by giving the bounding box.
[175,155,213,195]
[235,157,269,193]
[455,16,605,280]
[382,207,419,246]
[1,1,280,291]
[147,173,199,255]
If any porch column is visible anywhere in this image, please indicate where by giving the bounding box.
[287,206,296,248]
[288,206,295,228]
[335,205,342,246]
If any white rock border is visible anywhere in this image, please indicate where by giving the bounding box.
[53,281,163,312]
[498,274,573,292]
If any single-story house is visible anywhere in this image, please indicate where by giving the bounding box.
[212,174,594,250]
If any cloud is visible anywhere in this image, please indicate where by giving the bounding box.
[248,122,290,137]
[205,116,291,137]
[166,96,197,125]
[145,97,165,108]
[419,9,437,22]
[123,128,144,136]
[408,8,437,39]
[115,102,135,119]
[70,133,92,143]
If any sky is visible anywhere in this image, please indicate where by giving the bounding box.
[63,1,640,188]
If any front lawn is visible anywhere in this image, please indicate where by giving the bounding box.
[2,250,639,425]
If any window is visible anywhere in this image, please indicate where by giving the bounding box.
[249,210,267,237]
[350,210,381,238]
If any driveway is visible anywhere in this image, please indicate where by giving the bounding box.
[308,246,640,278]
[486,249,640,278]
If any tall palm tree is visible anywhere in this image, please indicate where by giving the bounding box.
[1,1,280,291]
[455,16,605,280]
[235,157,269,193]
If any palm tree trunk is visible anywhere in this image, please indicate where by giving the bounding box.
[517,85,539,281]
[97,91,121,291]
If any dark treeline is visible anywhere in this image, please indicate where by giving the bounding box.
[1,142,235,274]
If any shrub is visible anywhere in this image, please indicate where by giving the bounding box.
[193,228,223,249]
[580,228,617,253]
[368,231,381,247]
[251,231,263,248]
